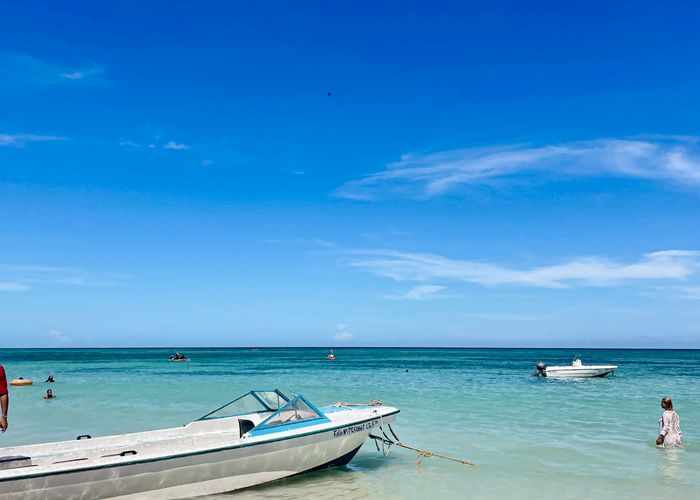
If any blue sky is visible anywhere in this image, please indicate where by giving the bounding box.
[1,1,700,347]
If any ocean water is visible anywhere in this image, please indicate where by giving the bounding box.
[0,348,698,499]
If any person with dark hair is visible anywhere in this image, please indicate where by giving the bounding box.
[45,375,55,383]
[656,397,682,447]
[0,364,8,433]
[44,389,56,400]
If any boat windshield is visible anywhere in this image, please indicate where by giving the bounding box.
[249,394,329,435]
[197,389,291,420]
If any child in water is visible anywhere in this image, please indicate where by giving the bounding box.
[656,397,682,447]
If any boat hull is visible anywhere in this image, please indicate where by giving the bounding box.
[543,366,617,378]
[0,413,395,500]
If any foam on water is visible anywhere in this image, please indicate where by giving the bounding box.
[0,348,698,499]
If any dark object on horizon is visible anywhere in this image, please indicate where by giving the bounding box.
[405,369,408,372]
[327,91,331,96]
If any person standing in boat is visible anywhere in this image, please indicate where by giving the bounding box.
[0,364,8,433]
[656,397,682,447]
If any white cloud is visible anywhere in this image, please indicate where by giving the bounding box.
[0,133,65,147]
[164,141,189,150]
[119,139,142,148]
[0,282,30,292]
[0,264,121,288]
[0,52,105,85]
[61,66,103,81]
[386,284,446,300]
[678,286,700,300]
[350,249,700,289]
[291,170,305,176]
[335,137,700,200]
[121,139,192,152]
[462,312,549,321]
[334,324,353,342]
[49,329,70,343]
[201,159,213,167]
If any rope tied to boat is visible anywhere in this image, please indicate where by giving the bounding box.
[370,423,475,466]
[333,399,384,407]
[415,450,434,465]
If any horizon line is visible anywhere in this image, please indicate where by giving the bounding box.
[0,346,698,350]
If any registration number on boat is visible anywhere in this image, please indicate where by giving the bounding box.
[333,420,378,438]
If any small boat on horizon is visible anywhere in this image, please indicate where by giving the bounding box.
[0,389,398,499]
[326,349,336,360]
[534,356,618,378]
[168,352,189,362]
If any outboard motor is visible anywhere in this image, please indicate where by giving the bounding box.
[534,361,547,377]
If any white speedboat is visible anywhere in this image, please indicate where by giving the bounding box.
[0,389,398,499]
[535,357,618,378]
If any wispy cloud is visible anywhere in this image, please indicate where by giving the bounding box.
[462,312,549,321]
[336,137,700,200]
[0,282,30,292]
[350,249,700,289]
[334,324,353,342]
[120,139,192,151]
[49,329,70,344]
[385,284,447,300]
[0,133,65,147]
[164,141,189,150]
[678,286,700,300]
[0,52,105,85]
[61,67,103,81]
[119,139,143,148]
[0,264,122,289]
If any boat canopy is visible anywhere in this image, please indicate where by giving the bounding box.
[196,389,292,421]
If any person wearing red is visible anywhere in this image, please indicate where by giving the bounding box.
[0,364,8,433]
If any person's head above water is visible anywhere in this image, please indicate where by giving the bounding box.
[44,389,54,399]
[661,397,673,410]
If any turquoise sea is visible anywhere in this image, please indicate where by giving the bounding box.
[0,348,698,499]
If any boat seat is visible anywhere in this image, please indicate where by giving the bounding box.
[239,419,255,436]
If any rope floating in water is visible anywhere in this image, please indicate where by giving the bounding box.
[370,424,475,466]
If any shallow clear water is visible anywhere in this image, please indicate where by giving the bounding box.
[0,348,698,499]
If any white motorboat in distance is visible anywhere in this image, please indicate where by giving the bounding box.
[535,357,618,378]
[0,389,398,499]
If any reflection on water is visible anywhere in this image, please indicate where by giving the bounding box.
[657,446,683,481]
